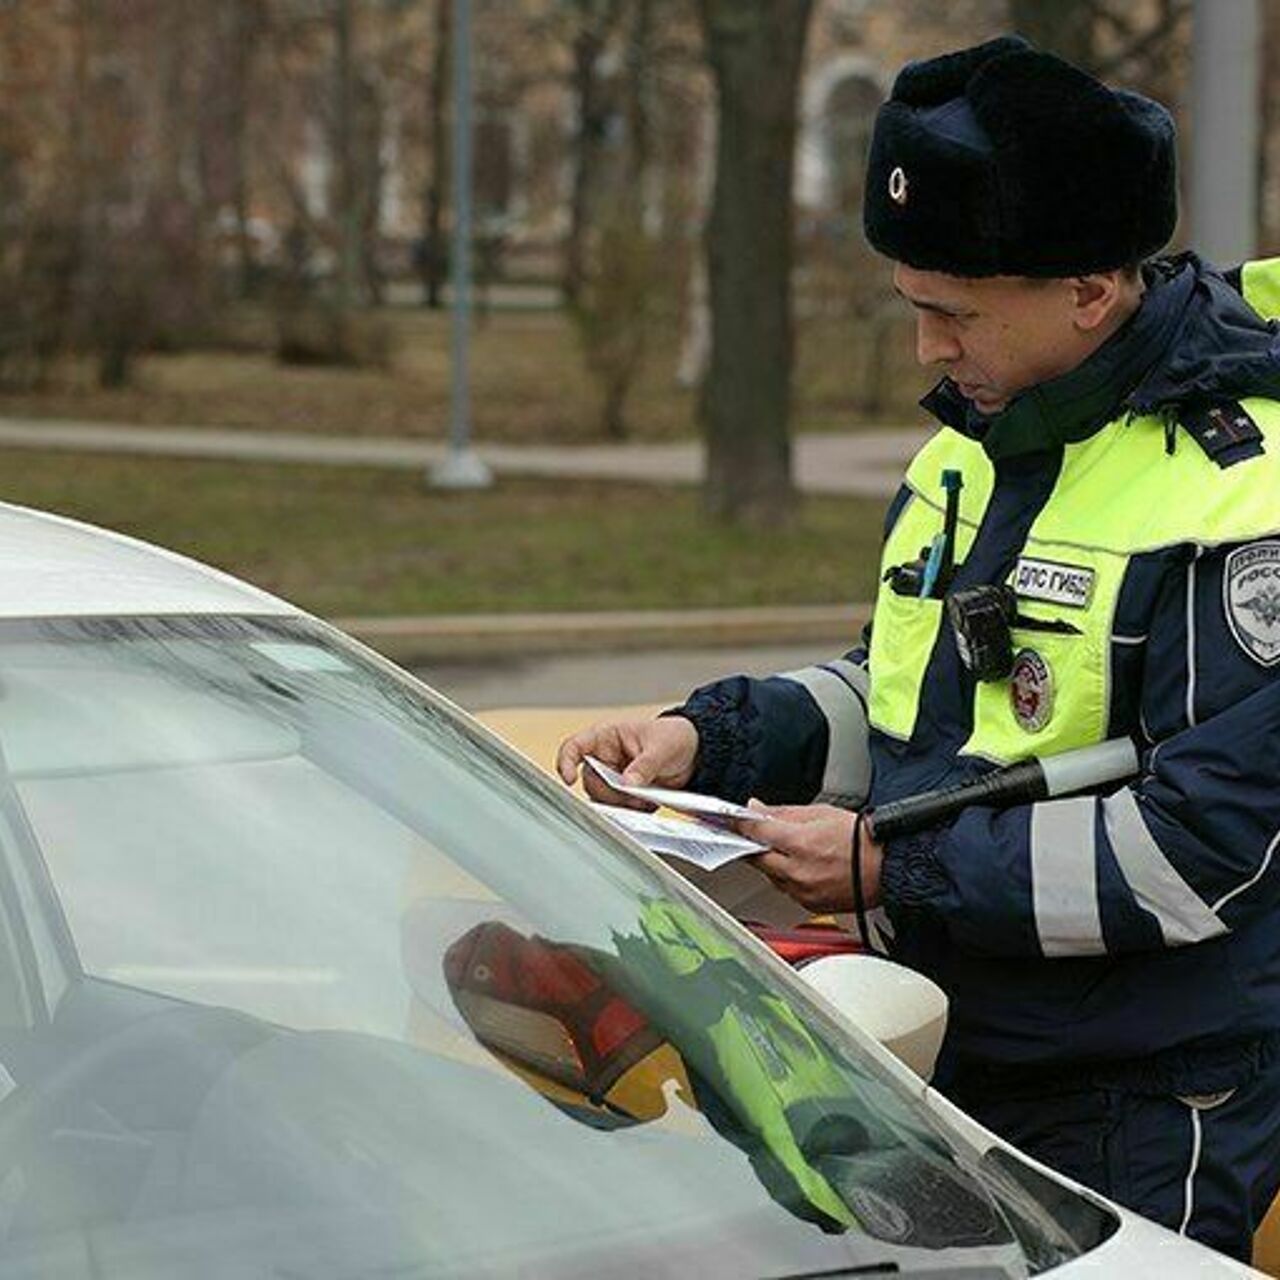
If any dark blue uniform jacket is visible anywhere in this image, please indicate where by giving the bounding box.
[677,255,1280,1096]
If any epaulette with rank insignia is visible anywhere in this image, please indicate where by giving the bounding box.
[1180,401,1266,469]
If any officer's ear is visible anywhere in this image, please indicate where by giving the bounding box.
[1068,270,1131,333]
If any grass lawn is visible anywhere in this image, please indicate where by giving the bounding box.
[0,304,931,444]
[0,450,888,617]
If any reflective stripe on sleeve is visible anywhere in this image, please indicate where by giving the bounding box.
[1030,796,1105,957]
[777,661,871,807]
[1101,789,1227,945]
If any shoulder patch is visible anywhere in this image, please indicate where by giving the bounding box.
[1224,542,1280,666]
[1181,402,1265,469]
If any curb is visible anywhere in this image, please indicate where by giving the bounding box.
[334,603,873,663]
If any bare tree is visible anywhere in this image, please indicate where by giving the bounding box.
[697,0,813,527]
[1008,0,1097,65]
[225,0,269,298]
[567,0,658,438]
[420,0,450,307]
[9,0,227,387]
[1009,0,1190,83]
[1092,0,1189,84]
[333,0,361,308]
[561,0,626,305]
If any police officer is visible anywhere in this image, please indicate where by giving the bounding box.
[558,36,1280,1260]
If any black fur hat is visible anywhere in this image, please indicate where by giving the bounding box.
[863,35,1178,277]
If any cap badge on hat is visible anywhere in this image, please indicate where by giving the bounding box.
[888,166,909,205]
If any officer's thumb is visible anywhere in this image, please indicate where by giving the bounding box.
[621,754,658,787]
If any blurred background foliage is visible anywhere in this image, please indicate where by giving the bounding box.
[0,1,1269,539]
[0,2,1241,403]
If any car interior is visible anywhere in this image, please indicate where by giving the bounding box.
[0,618,1113,1277]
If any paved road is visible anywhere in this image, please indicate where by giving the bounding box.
[420,641,836,712]
[0,417,926,498]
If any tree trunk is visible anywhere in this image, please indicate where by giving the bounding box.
[422,0,450,308]
[603,374,628,439]
[1008,0,1097,69]
[157,1,189,200]
[625,0,653,223]
[229,0,259,298]
[333,0,360,309]
[358,70,386,305]
[69,0,93,352]
[563,23,605,306]
[698,0,812,527]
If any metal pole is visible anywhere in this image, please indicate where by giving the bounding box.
[431,0,492,489]
[1190,0,1260,265]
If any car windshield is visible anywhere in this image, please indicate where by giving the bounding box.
[0,614,1112,1278]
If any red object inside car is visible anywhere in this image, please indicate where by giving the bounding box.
[443,921,663,1096]
[742,919,864,967]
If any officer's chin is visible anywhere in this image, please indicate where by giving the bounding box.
[957,382,1008,414]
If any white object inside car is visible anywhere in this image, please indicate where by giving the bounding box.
[799,953,948,1081]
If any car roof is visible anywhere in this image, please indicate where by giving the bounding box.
[0,502,298,619]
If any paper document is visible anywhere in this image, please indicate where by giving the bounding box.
[584,756,761,824]
[592,803,767,870]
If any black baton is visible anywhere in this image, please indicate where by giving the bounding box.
[867,738,1140,842]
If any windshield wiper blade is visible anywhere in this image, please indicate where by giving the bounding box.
[767,1266,1019,1279]
[765,1266,899,1279]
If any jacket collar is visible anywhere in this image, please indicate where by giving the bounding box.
[919,254,1280,460]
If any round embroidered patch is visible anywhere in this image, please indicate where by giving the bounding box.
[1224,542,1280,667]
[1010,648,1054,733]
[888,166,908,205]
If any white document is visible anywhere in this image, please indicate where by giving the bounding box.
[584,756,762,824]
[591,803,767,870]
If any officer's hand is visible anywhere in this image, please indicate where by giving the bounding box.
[556,716,700,810]
[740,802,883,913]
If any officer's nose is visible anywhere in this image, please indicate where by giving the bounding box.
[915,312,962,367]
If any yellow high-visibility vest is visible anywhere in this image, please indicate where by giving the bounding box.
[869,404,1280,763]
[1241,257,1280,322]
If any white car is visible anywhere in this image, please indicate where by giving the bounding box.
[0,501,1260,1278]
